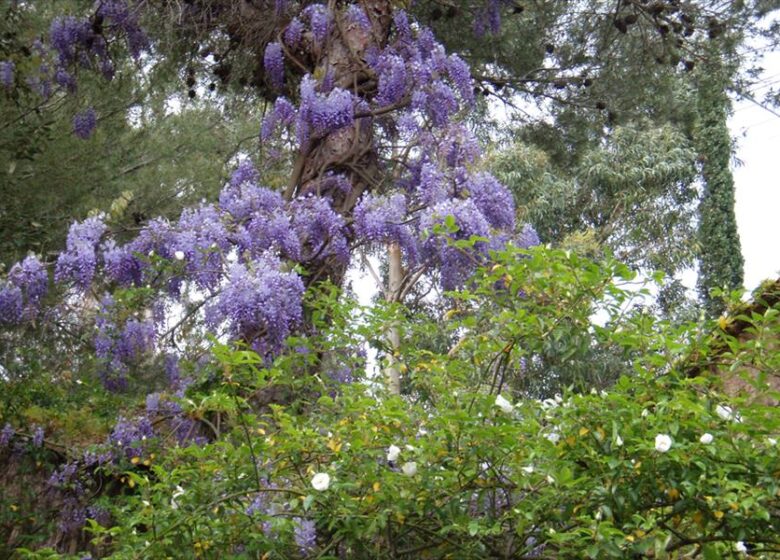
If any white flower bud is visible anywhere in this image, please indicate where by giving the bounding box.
[700,433,714,444]
[401,462,417,476]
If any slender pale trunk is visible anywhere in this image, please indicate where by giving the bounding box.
[385,241,403,394]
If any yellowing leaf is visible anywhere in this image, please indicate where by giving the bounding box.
[713,510,724,520]
[579,427,590,436]
[373,482,381,492]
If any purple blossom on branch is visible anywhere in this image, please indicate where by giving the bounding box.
[284,17,304,49]
[0,285,23,325]
[207,257,305,352]
[73,107,97,139]
[55,214,107,289]
[345,5,371,31]
[294,518,317,556]
[303,4,331,48]
[0,61,14,89]
[264,42,284,90]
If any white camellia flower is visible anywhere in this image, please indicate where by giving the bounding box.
[311,472,331,491]
[700,433,714,444]
[401,462,417,476]
[174,250,185,261]
[171,485,185,510]
[715,404,742,423]
[735,541,747,554]
[495,394,514,414]
[387,444,401,462]
[655,434,672,453]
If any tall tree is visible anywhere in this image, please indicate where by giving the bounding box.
[695,55,744,316]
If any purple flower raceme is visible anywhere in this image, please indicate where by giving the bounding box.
[0,424,14,446]
[297,75,355,146]
[303,4,331,48]
[263,42,284,90]
[374,54,408,106]
[294,518,317,556]
[0,60,14,89]
[284,17,304,49]
[261,97,297,142]
[229,160,260,189]
[345,5,371,31]
[175,204,230,291]
[32,425,44,447]
[516,223,541,248]
[463,172,516,231]
[420,198,492,290]
[289,195,349,264]
[109,416,155,460]
[353,193,412,247]
[50,16,92,64]
[206,256,305,353]
[0,284,23,325]
[447,54,474,105]
[9,255,48,304]
[73,107,97,139]
[55,214,107,290]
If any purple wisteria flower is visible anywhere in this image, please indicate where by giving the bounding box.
[345,5,371,31]
[297,75,355,145]
[264,42,284,90]
[374,54,408,106]
[9,255,48,304]
[464,172,515,231]
[293,518,317,556]
[175,204,230,291]
[516,223,541,248]
[229,160,259,189]
[73,107,97,139]
[0,424,14,446]
[447,54,474,105]
[284,17,304,49]
[0,61,14,89]
[289,195,349,264]
[420,198,491,290]
[0,284,24,325]
[32,425,44,447]
[55,214,106,289]
[303,4,330,47]
[261,97,297,141]
[109,416,155,460]
[50,16,91,64]
[206,257,305,352]
[353,193,411,247]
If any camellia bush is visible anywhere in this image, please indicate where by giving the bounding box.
[3,246,780,559]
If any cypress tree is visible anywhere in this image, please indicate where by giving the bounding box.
[695,61,744,317]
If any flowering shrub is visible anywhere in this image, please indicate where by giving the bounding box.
[4,246,778,559]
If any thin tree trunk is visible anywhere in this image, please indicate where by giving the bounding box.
[385,241,403,395]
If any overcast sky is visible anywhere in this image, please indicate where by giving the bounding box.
[730,48,780,293]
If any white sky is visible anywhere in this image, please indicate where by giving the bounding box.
[730,48,780,292]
